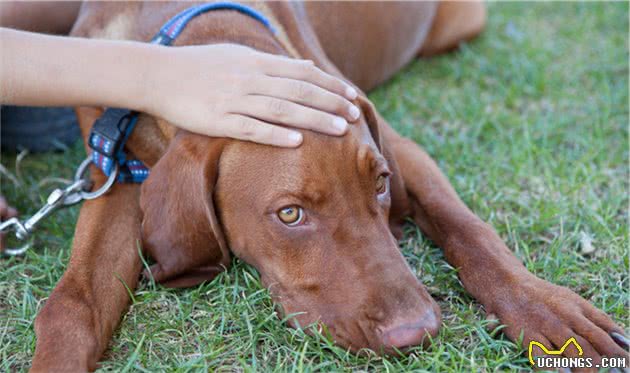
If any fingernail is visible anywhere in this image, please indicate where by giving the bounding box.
[333,116,348,133]
[345,86,358,100]
[348,105,360,121]
[288,131,303,145]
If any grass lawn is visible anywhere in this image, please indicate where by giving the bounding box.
[1,2,628,372]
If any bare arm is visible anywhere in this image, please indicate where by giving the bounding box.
[1,28,156,110]
[0,28,359,147]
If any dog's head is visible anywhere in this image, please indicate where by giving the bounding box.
[140,96,440,353]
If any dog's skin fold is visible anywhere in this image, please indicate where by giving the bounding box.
[28,2,627,371]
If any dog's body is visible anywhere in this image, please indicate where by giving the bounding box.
[29,2,626,371]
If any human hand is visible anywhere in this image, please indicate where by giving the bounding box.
[0,195,18,252]
[144,44,360,147]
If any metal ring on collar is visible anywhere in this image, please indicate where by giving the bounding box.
[74,156,119,200]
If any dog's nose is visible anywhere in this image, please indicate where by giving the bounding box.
[380,307,441,349]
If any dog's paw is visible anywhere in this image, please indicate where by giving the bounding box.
[484,275,628,370]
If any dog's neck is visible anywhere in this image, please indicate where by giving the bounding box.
[172,5,296,57]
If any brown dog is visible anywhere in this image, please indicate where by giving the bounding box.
[29,2,627,371]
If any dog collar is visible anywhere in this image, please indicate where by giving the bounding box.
[89,2,276,183]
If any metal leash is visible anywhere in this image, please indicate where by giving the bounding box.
[0,156,118,257]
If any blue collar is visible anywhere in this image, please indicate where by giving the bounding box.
[153,2,276,45]
[89,2,275,183]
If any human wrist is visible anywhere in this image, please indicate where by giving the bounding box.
[115,42,165,114]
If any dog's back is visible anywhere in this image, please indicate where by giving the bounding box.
[304,2,436,89]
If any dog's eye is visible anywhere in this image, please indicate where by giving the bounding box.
[376,174,388,195]
[278,205,304,226]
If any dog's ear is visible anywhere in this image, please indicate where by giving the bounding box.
[356,96,409,239]
[357,95,383,151]
[140,131,230,288]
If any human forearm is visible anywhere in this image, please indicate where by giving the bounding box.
[1,28,155,111]
[1,27,362,147]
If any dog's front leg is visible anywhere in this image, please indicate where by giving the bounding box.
[382,124,628,365]
[31,174,142,372]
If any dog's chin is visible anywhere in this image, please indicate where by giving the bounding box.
[274,304,435,355]
[289,318,378,354]
[271,303,369,351]
[262,269,440,354]
[303,323,434,356]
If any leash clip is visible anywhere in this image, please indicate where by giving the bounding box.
[1,157,118,257]
[89,108,135,158]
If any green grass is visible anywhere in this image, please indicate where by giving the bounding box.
[1,2,628,372]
